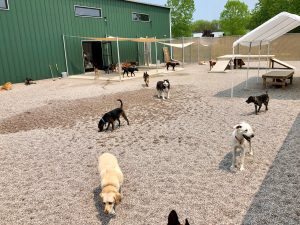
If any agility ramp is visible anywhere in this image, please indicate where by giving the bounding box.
[270,58,296,70]
[209,59,230,73]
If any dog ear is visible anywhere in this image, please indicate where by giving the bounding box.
[99,192,104,201]
[168,210,180,225]
[234,124,242,129]
[185,219,190,225]
[114,193,122,205]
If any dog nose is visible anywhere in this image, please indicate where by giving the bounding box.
[251,134,254,138]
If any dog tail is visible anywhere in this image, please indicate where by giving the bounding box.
[117,99,123,109]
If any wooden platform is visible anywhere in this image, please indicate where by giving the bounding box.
[262,70,294,88]
[270,58,296,70]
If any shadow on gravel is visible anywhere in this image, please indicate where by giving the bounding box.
[93,186,115,225]
[214,77,300,100]
[241,113,300,225]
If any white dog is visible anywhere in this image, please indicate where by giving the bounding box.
[98,153,124,214]
[231,122,254,171]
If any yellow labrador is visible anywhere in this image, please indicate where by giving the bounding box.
[98,153,124,214]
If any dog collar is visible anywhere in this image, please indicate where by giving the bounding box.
[235,136,243,144]
[101,118,106,123]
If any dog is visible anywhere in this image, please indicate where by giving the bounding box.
[122,67,138,77]
[143,72,149,87]
[166,61,180,71]
[103,64,117,74]
[156,80,170,100]
[24,77,36,85]
[94,66,100,79]
[168,210,190,225]
[246,91,269,115]
[0,82,12,91]
[98,153,124,215]
[231,122,255,171]
[98,99,129,132]
[209,60,216,70]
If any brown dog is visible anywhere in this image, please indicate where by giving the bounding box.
[209,60,216,70]
[0,82,12,91]
[143,72,149,87]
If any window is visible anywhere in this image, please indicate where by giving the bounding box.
[0,0,8,10]
[74,5,102,18]
[132,12,150,22]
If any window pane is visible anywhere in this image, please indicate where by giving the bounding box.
[132,13,139,21]
[75,6,101,17]
[140,14,149,22]
[0,0,8,9]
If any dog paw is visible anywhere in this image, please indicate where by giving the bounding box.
[240,166,245,171]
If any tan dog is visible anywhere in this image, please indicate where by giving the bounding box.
[94,67,100,80]
[98,153,123,214]
[0,82,12,91]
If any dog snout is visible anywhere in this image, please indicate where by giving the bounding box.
[251,134,254,138]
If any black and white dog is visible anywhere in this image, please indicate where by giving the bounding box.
[98,99,129,132]
[156,79,170,100]
[122,67,138,77]
[246,91,269,115]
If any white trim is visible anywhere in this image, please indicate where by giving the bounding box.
[0,0,9,10]
[131,12,150,22]
[74,5,102,19]
[62,34,69,75]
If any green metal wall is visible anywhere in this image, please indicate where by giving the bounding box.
[0,0,170,84]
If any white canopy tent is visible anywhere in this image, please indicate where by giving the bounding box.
[230,12,300,97]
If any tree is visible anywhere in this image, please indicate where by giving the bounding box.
[250,0,300,32]
[166,0,195,37]
[219,0,250,35]
[191,20,220,33]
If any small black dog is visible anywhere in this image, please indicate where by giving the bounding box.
[143,72,149,87]
[166,61,180,71]
[98,99,129,132]
[122,67,138,77]
[24,77,36,85]
[168,210,190,225]
[246,91,269,115]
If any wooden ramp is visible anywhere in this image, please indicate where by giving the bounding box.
[270,58,296,70]
[209,59,230,73]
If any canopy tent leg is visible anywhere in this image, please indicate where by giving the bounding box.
[197,37,200,64]
[182,37,185,67]
[245,42,252,89]
[257,41,262,83]
[62,34,69,75]
[231,46,235,98]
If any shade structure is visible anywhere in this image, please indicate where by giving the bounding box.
[233,12,300,47]
[230,12,300,97]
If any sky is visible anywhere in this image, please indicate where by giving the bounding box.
[139,0,259,21]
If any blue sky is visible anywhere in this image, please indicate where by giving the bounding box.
[139,0,258,21]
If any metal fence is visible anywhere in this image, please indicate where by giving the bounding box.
[170,33,300,64]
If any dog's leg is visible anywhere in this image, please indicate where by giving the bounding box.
[106,122,111,131]
[255,105,258,114]
[265,102,268,111]
[240,147,246,171]
[248,140,253,155]
[121,112,129,125]
[157,91,160,98]
[167,90,170,99]
[117,118,121,127]
[162,91,165,100]
[230,147,237,170]
[257,104,262,113]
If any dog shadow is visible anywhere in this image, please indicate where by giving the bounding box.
[93,186,115,225]
[141,84,148,88]
[219,151,233,172]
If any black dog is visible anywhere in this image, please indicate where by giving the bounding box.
[24,77,36,85]
[143,72,149,87]
[168,210,190,225]
[98,99,129,132]
[246,91,269,115]
[122,67,138,77]
[166,61,180,71]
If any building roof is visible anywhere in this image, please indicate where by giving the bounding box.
[124,0,170,9]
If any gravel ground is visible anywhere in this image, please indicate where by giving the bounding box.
[0,62,299,225]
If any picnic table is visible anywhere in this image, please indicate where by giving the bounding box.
[262,70,294,88]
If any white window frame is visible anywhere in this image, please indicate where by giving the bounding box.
[0,0,9,10]
[74,5,102,19]
[132,12,150,23]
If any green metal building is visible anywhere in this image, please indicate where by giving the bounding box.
[0,0,170,84]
